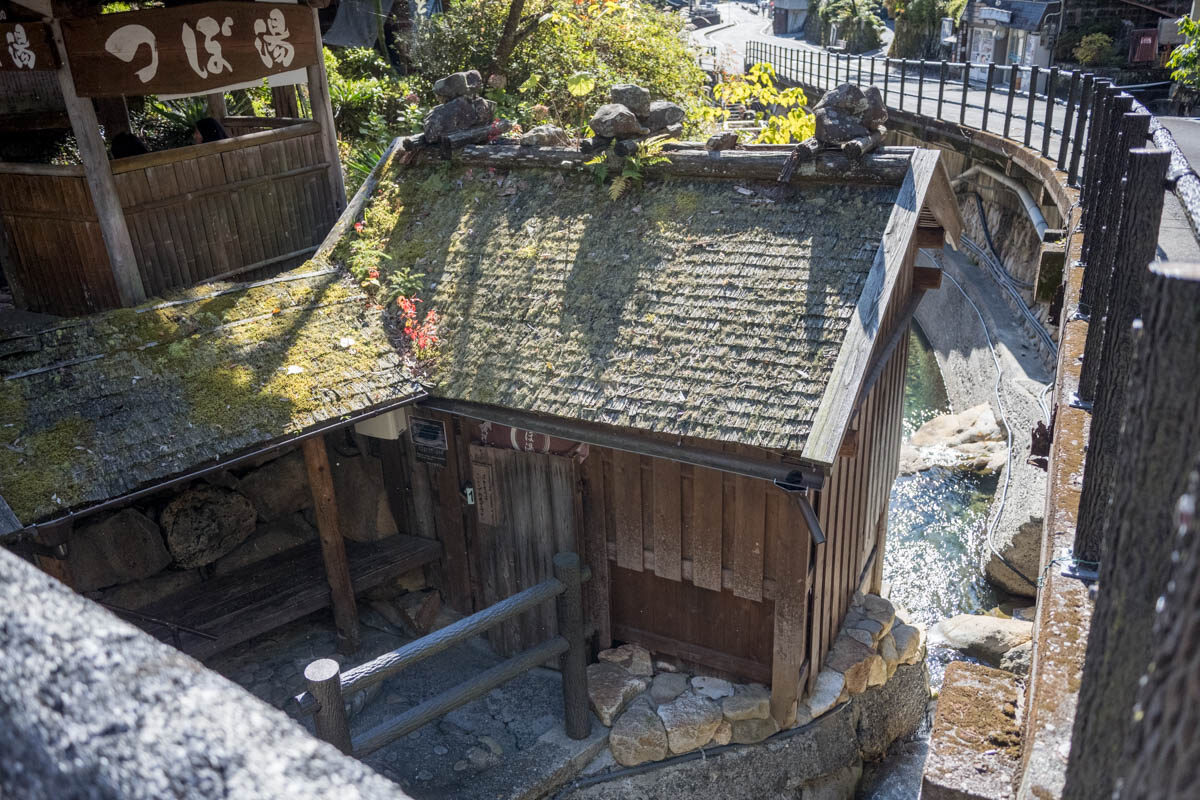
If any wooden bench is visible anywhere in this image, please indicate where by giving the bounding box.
[135,534,442,660]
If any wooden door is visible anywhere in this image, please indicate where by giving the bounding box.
[468,445,580,656]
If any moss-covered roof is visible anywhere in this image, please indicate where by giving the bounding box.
[0,267,424,529]
[357,154,902,455]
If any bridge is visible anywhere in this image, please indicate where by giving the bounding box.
[742,41,1200,800]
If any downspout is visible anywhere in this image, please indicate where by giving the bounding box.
[952,164,1050,239]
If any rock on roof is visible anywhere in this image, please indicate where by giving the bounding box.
[355,152,904,456]
[0,267,424,530]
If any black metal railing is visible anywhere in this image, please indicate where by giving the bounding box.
[295,551,591,757]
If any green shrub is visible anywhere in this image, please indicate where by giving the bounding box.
[1169,17,1200,89]
[1073,33,1116,67]
[325,47,429,139]
[409,0,706,131]
[819,0,885,54]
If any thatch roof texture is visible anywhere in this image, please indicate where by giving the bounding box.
[0,268,423,529]
[366,156,902,455]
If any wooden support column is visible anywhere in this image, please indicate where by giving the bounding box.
[306,7,347,212]
[272,85,300,118]
[302,435,361,654]
[50,21,145,307]
[770,488,812,727]
[206,92,227,122]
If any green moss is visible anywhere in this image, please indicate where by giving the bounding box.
[0,416,96,520]
[0,382,26,442]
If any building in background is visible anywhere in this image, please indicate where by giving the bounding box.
[959,0,1061,79]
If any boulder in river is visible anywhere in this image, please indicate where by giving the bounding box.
[928,614,1032,666]
[898,403,1007,474]
[984,515,1043,598]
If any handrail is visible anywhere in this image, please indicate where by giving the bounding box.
[299,552,593,756]
[742,40,1200,248]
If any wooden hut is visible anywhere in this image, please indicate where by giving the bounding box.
[341,142,962,725]
[0,0,344,316]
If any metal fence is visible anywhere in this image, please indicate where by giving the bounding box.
[294,551,591,757]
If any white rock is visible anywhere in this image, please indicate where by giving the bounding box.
[690,675,734,700]
[866,654,887,688]
[598,643,653,677]
[587,662,648,726]
[804,670,845,719]
[891,623,925,665]
[657,691,723,754]
[609,698,668,766]
[929,614,1032,666]
[649,672,690,706]
[721,683,770,721]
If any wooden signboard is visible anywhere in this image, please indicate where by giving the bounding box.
[1,22,57,71]
[61,2,318,97]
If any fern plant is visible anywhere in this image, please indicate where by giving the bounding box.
[585,134,672,200]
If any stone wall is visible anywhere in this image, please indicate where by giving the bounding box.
[53,432,420,614]
[0,544,413,800]
[577,593,928,798]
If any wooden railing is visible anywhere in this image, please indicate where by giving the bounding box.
[0,123,342,315]
[294,552,591,757]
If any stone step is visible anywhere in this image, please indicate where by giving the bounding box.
[922,661,1024,800]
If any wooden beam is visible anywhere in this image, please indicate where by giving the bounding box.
[770,490,811,726]
[837,427,859,459]
[915,226,946,249]
[302,435,360,654]
[305,6,346,212]
[612,624,771,684]
[913,264,943,290]
[50,20,145,307]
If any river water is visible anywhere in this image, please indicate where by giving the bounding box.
[882,325,1000,689]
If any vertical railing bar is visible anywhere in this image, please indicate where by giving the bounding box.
[1024,65,1039,147]
[1069,73,1094,186]
[306,659,351,754]
[1003,65,1017,140]
[884,57,890,105]
[982,62,996,131]
[899,58,907,111]
[960,62,968,126]
[918,59,926,115]
[870,56,876,86]
[1058,70,1081,170]
[1042,66,1059,157]
[937,60,947,120]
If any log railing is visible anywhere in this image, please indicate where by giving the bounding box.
[294,552,592,757]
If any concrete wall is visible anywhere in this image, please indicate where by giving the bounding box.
[0,544,412,800]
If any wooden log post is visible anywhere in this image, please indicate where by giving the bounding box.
[302,435,361,654]
[205,92,227,122]
[1064,262,1200,800]
[1073,148,1170,563]
[553,552,590,740]
[1117,455,1200,799]
[50,21,145,307]
[305,658,352,754]
[272,85,300,119]
[306,7,347,213]
[770,490,812,727]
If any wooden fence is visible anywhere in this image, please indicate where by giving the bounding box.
[0,122,341,314]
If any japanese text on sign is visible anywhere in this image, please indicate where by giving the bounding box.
[61,2,317,97]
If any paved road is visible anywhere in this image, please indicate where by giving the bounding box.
[696,7,1200,260]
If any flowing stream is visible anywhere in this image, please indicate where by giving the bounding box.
[883,324,1000,689]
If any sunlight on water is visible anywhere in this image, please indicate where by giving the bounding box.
[883,326,1000,689]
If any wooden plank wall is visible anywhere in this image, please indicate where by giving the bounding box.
[0,165,120,314]
[0,124,339,316]
[113,123,337,295]
[806,250,914,693]
[0,71,63,117]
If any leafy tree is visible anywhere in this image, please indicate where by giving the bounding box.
[708,63,816,144]
[1073,32,1116,67]
[410,0,705,130]
[1168,17,1200,88]
[819,0,885,54]
[886,0,956,59]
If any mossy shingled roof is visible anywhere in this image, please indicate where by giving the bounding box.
[0,268,424,529]
[366,157,901,454]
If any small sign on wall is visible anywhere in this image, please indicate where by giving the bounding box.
[410,417,448,466]
[470,450,500,526]
[60,1,318,97]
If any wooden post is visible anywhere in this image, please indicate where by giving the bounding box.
[205,92,227,122]
[272,85,300,118]
[1064,262,1200,800]
[306,7,347,213]
[770,489,811,727]
[302,435,360,654]
[1074,149,1170,563]
[50,21,145,307]
[305,658,352,754]
[553,552,590,740]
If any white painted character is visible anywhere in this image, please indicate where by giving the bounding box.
[253,8,294,68]
[6,23,36,70]
[104,24,158,83]
[181,15,233,79]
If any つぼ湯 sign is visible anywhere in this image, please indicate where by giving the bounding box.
[60,2,317,97]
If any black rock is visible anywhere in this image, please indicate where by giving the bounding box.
[642,100,686,132]
[423,95,496,142]
[433,70,483,100]
[611,84,652,118]
[589,103,646,138]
